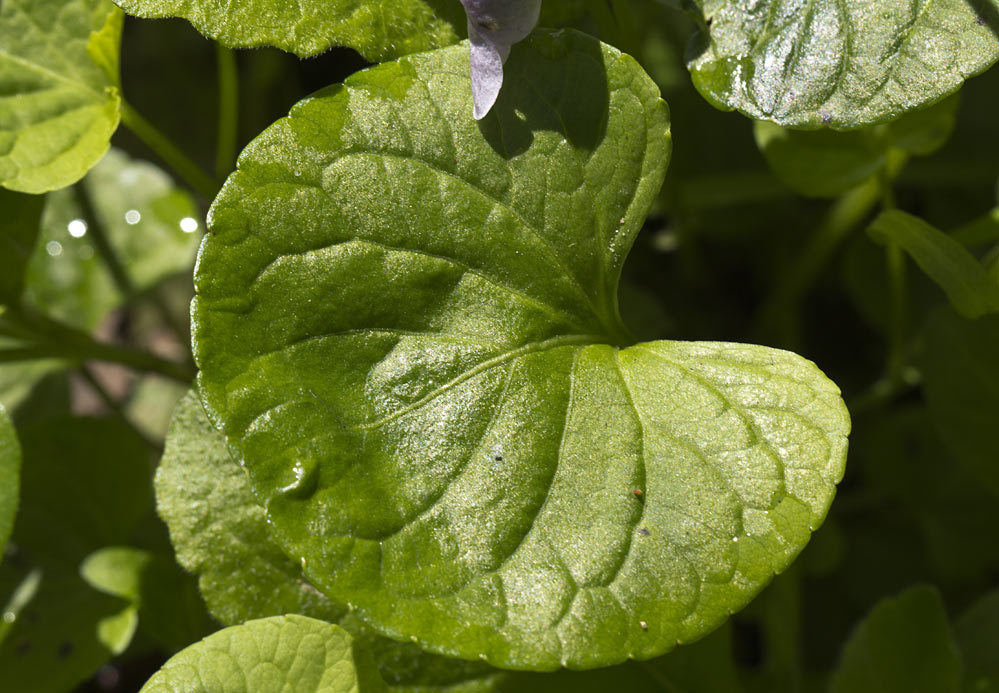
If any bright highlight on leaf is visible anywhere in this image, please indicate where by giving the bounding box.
[111,0,465,61]
[689,0,999,129]
[0,0,123,193]
[461,0,542,119]
[193,29,849,670]
[140,615,388,693]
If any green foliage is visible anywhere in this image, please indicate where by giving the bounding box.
[111,0,466,61]
[24,148,201,330]
[688,0,999,129]
[868,211,999,319]
[0,0,997,690]
[193,29,848,670]
[956,591,999,693]
[140,615,389,693]
[0,404,19,556]
[830,586,961,693]
[755,97,959,198]
[921,309,999,496]
[0,0,123,193]
[0,190,45,304]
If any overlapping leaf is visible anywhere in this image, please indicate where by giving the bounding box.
[112,0,466,61]
[157,390,507,691]
[193,30,849,670]
[688,0,999,129]
[0,0,123,193]
[141,615,388,693]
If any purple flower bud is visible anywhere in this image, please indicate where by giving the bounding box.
[460,0,542,119]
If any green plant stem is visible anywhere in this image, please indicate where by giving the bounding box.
[0,309,195,383]
[215,45,240,182]
[120,100,220,200]
[755,178,881,345]
[950,207,999,247]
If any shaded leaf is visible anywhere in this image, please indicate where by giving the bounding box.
[112,0,466,62]
[921,308,999,497]
[194,30,849,670]
[830,586,960,693]
[24,148,201,330]
[0,0,123,193]
[0,189,45,305]
[688,0,999,129]
[0,558,129,692]
[140,615,388,693]
[956,590,999,693]
[0,403,19,556]
[868,210,999,318]
[15,416,152,569]
[755,96,959,198]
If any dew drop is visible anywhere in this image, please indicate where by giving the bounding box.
[277,458,319,499]
[124,209,141,225]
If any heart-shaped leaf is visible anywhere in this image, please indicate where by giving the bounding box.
[0,403,19,556]
[141,615,388,693]
[0,0,123,193]
[687,0,999,129]
[193,29,849,670]
[112,0,466,62]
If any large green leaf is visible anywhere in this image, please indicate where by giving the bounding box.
[141,615,388,693]
[687,0,999,129]
[194,30,849,670]
[0,0,123,193]
[830,586,961,693]
[0,403,19,556]
[158,389,507,691]
[112,0,466,61]
[24,147,201,330]
[921,308,999,497]
[0,189,44,305]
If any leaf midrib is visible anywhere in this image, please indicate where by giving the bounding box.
[0,49,105,101]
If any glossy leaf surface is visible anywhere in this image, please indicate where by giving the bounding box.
[140,615,387,693]
[0,0,123,193]
[830,586,961,693]
[112,0,466,61]
[158,390,506,692]
[688,0,999,129]
[868,211,999,319]
[0,404,19,556]
[194,30,849,670]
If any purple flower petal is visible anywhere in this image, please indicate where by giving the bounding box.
[460,0,541,119]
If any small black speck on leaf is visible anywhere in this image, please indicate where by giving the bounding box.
[495,455,503,461]
[638,527,650,536]
[58,641,74,659]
